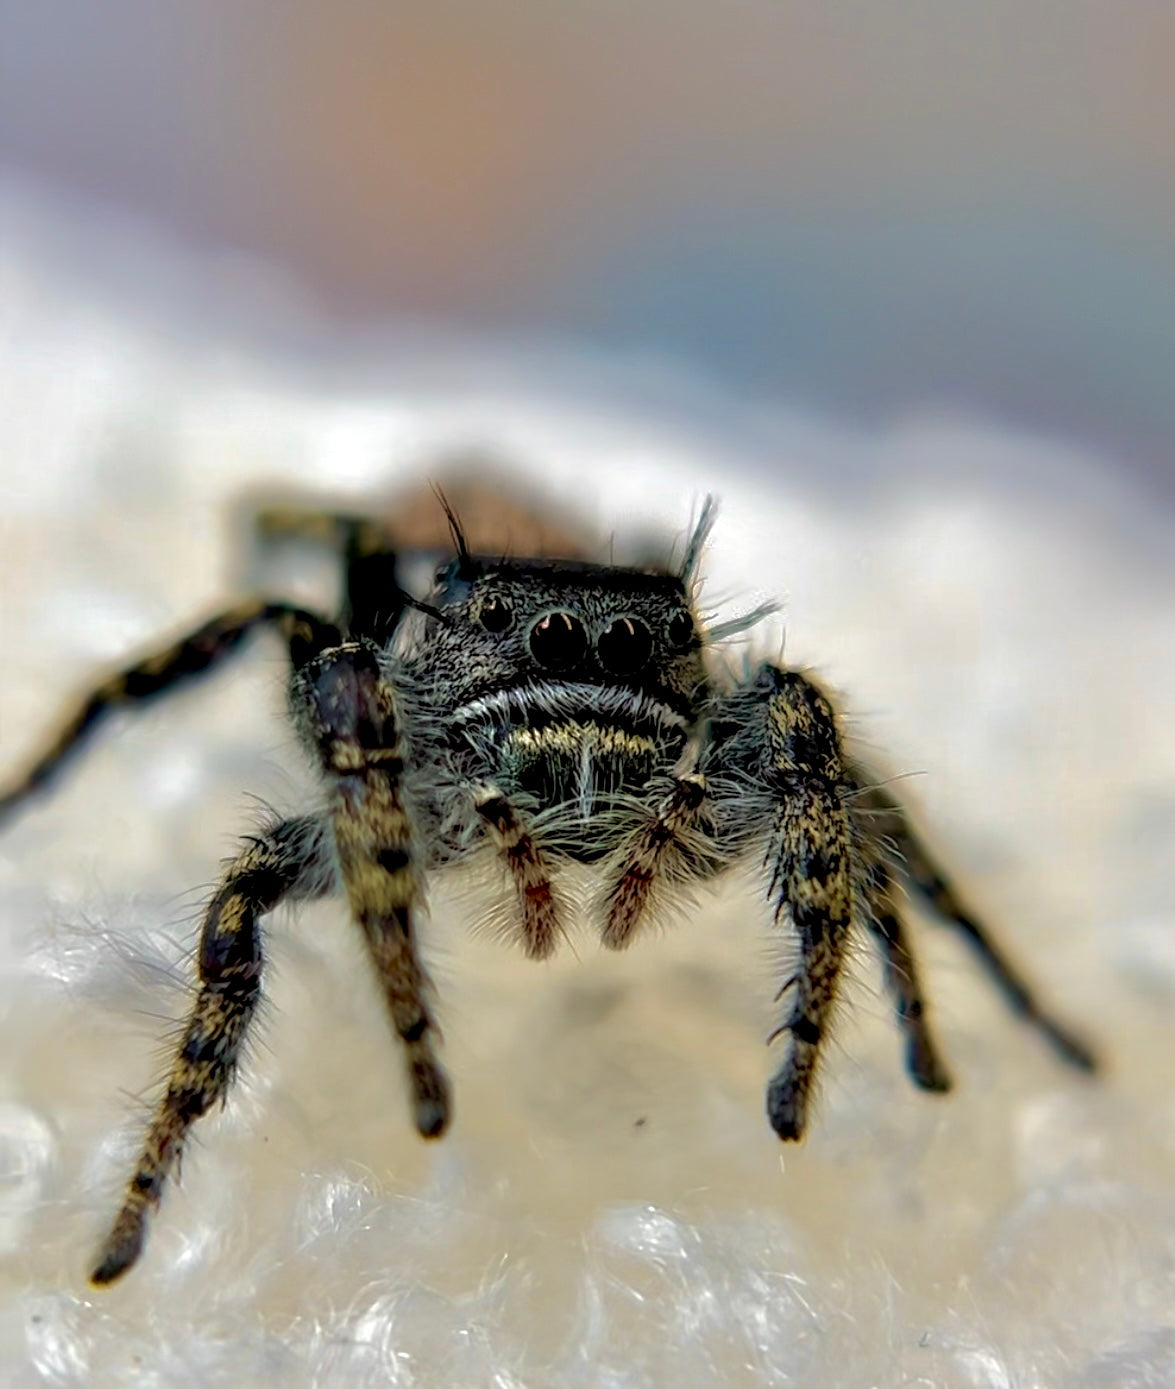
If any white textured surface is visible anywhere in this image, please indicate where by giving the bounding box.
[1,192,1175,1388]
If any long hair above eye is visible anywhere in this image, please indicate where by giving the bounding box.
[432,484,473,576]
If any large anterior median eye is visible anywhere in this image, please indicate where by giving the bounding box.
[597,616,653,674]
[529,611,587,669]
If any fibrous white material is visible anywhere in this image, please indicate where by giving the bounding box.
[1,184,1173,1388]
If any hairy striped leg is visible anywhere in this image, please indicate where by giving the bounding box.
[756,669,856,1142]
[853,773,1097,1072]
[0,600,339,824]
[600,773,708,949]
[91,816,334,1285]
[295,641,451,1137]
[861,857,953,1092]
[474,790,563,960]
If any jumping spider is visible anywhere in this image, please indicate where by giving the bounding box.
[0,480,1096,1285]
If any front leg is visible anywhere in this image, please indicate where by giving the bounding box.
[293,641,451,1137]
[710,667,856,1142]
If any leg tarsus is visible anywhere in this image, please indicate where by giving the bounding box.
[409,1055,452,1138]
[90,1205,149,1287]
[766,1066,811,1142]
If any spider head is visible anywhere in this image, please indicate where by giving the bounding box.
[407,555,705,719]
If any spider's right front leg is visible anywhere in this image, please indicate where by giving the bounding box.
[710,667,856,1143]
[293,642,451,1138]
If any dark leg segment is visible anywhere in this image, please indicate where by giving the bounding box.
[601,773,708,949]
[475,790,563,960]
[343,541,410,647]
[294,640,450,1137]
[0,600,339,824]
[254,505,410,645]
[757,669,856,1142]
[861,858,952,1092]
[853,774,1096,1071]
[90,815,333,1285]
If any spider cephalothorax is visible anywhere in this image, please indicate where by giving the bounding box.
[0,479,1096,1285]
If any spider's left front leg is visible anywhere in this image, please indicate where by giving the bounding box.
[708,667,857,1142]
[293,641,450,1138]
[92,815,335,1285]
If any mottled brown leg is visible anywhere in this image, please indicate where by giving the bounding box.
[474,790,563,960]
[862,859,952,1092]
[760,670,856,1142]
[295,640,450,1137]
[853,774,1096,1072]
[0,600,338,824]
[601,773,708,949]
[90,816,332,1286]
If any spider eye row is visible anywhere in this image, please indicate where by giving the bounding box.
[471,599,694,672]
[531,611,657,673]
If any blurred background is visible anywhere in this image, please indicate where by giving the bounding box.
[2,0,1174,507]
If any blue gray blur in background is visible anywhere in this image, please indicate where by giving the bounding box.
[2,0,1173,507]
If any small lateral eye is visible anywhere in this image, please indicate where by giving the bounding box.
[475,595,513,634]
[597,616,653,675]
[666,610,695,651]
[529,611,587,669]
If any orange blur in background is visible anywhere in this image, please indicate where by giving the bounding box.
[2,2,1174,498]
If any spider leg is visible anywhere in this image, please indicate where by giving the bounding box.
[853,773,1096,1072]
[710,666,856,1142]
[0,600,339,824]
[255,503,425,647]
[474,789,564,960]
[293,640,451,1137]
[600,773,708,949]
[90,815,334,1286]
[860,855,952,1092]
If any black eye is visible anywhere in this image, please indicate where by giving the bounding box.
[475,595,513,633]
[529,611,587,669]
[666,610,695,651]
[597,616,653,674]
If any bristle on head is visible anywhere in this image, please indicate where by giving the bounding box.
[432,485,472,572]
[680,496,718,587]
[707,601,780,644]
